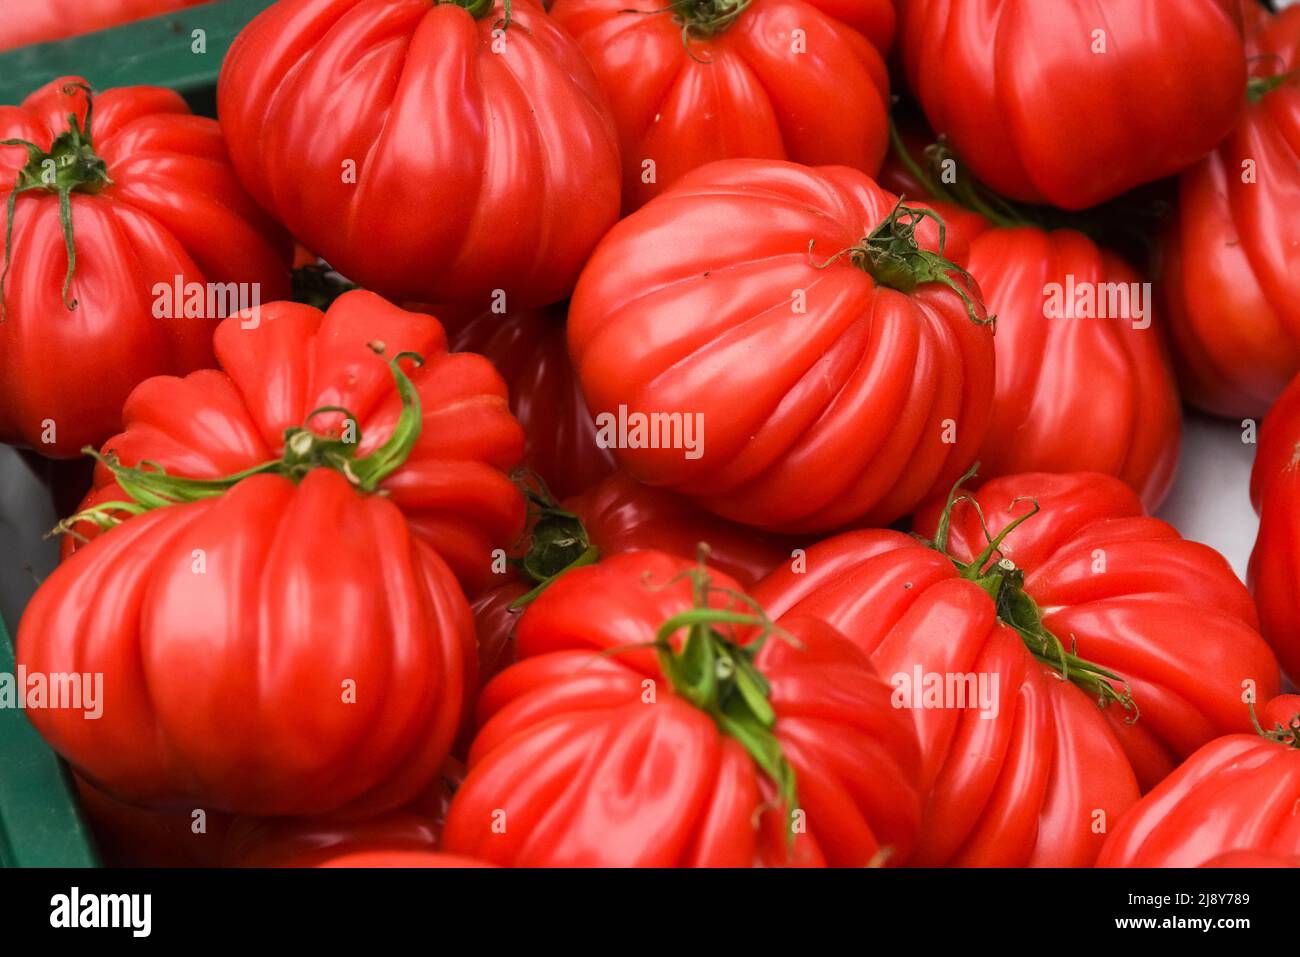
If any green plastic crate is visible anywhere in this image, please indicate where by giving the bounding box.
[0,0,277,114]
[0,613,99,867]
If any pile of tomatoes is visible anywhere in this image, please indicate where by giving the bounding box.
[3,0,1300,869]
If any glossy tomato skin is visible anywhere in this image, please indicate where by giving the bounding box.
[0,1,205,52]
[567,159,996,533]
[312,850,490,867]
[1098,696,1300,867]
[549,0,891,211]
[469,470,795,687]
[899,0,1246,209]
[443,551,923,867]
[1159,5,1300,419]
[0,78,291,458]
[65,291,525,597]
[217,0,620,307]
[441,302,617,500]
[753,473,1280,866]
[1247,372,1300,684]
[968,228,1181,510]
[18,469,476,818]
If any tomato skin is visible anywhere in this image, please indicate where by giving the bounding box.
[899,0,1246,210]
[74,776,233,867]
[1098,696,1300,868]
[0,1,206,51]
[19,467,476,818]
[441,302,617,500]
[549,0,891,211]
[217,0,620,308]
[753,472,1280,866]
[313,850,491,868]
[0,78,291,458]
[443,551,923,867]
[1159,4,1300,419]
[567,159,995,533]
[64,291,526,598]
[1247,372,1300,684]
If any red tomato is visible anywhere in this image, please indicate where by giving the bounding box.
[64,290,526,597]
[440,302,617,500]
[549,0,892,211]
[313,850,491,868]
[880,135,1183,509]
[1098,695,1300,867]
[74,776,232,867]
[443,550,923,866]
[1247,371,1300,684]
[217,0,620,307]
[19,466,476,818]
[0,1,205,52]
[223,760,463,866]
[753,472,1280,865]
[1159,4,1300,418]
[470,470,795,687]
[567,159,996,533]
[0,78,290,458]
[899,0,1246,209]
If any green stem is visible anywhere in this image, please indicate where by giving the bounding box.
[505,471,598,610]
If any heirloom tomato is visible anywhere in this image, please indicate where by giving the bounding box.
[74,776,232,867]
[1098,696,1300,867]
[443,551,923,866]
[0,78,290,457]
[0,1,206,52]
[1159,3,1300,418]
[65,290,525,597]
[567,159,995,533]
[217,0,620,307]
[18,351,479,818]
[753,471,1280,866]
[549,0,892,210]
[899,0,1246,209]
[880,134,1182,509]
[1247,370,1300,684]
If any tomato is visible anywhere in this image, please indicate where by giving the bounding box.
[217,0,620,308]
[74,776,232,868]
[567,159,996,533]
[18,350,481,818]
[312,850,491,867]
[223,760,463,866]
[549,0,891,211]
[0,78,291,458]
[64,290,526,597]
[1247,370,1300,685]
[880,135,1182,509]
[442,550,923,866]
[753,472,1280,865]
[899,0,1246,209]
[0,1,206,52]
[470,470,795,688]
[440,302,617,500]
[1098,695,1300,867]
[1159,3,1300,419]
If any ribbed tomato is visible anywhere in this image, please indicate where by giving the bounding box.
[567,159,995,533]
[899,0,1246,209]
[64,290,525,597]
[217,0,620,307]
[753,472,1280,866]
[1159,3,1300,418]
[549,0,892,211]
[1248,370,1300,685]
[0,1,205,52]
[0,77,290,457]
[1098,695,1300,867]
[443,550,923,866]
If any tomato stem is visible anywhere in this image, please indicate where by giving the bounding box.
[618,0,751,62]
[506,471,599,610]
[1249,700,1300,748]
[0,83,111,320]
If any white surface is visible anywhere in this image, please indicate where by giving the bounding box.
[1156,410,1258,582]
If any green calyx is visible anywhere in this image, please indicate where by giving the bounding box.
[1247,67,1300,103]
[437,0,513,26]
[1,83,111,318]
[618,0,751,62]
[652,560,800,842]
[506,472,599,610]
[810,198,994,328]
[925,464,1138,718]
[51,345,424,541]
[1250,701,1300,749]
[291,263,358,311]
